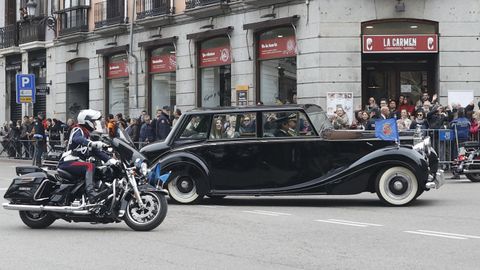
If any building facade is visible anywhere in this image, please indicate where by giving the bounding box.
[0,0,479,123]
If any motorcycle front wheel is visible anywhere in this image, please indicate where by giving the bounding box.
[124,192,168,231]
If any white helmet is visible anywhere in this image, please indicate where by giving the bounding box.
[77,109,102,131]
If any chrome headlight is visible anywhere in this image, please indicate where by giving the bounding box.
[134,158,149,176]
[140,162,148,176]
[413,137,432,155]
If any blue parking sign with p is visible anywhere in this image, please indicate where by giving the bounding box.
[16,74,36,104]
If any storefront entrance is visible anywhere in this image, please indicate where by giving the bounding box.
[361,19,438,108]
[362,53,437,106]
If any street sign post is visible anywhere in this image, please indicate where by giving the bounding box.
[16,74,36,104]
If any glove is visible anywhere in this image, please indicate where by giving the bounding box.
[107,158,121,166]
[90,141,107,150]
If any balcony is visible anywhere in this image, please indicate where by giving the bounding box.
[184,0,230,19]
[18,19,46,45]
[57,6,90,43]
[94,1,128,36]
[243,0,293,7]
[0,25,18,49]
[136,0,173,28]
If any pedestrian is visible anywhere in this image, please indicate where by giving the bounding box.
[172,108,182,127]
[20,116,33,159]
[115,113,127,129]
[139,115,155,147]
[126,118,140,145]
[32,113,46,166]
[107,114,117,138]
[156,106,172,140]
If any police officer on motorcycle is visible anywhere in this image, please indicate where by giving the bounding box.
[58,109,116,203]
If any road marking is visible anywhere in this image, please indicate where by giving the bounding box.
[404,231,467,240]
[315,219,368,227]
[242,210,292,217]
[315,219,383,227]
[328,219,383,227]
[417,230,480,239]
[0,188,7,191]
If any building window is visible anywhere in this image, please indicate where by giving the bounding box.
[198,36,231,107]
[149,46,176,113]
[257,27,297,105]
[107,54,129,116]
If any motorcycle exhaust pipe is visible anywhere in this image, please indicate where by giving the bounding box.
[2,203,89,215]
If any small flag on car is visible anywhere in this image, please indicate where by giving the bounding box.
[375,118,399,142]
[148,163,171,188]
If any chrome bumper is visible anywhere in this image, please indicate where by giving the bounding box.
[426,169,445,189]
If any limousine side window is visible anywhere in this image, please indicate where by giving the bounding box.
[262,111,315,138]
[178,115,210,139]
[210,113,257,140]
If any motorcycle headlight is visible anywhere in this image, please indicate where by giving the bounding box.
[134,158,148,176]
[140,162,148,176]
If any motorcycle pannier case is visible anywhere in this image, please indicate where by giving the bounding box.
[3,172,55,203]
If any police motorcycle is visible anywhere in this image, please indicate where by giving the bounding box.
[451,141,480,182]
[2,128,171,231]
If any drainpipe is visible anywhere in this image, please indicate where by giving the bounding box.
[129,0,139,109]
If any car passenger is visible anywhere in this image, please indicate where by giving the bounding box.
[240,115,255,134]
[210,118,226,139]
[274,114,296,137]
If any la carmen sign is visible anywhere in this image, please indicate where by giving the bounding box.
[363,34,438,53]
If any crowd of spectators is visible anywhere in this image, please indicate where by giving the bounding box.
[0,106,182,160]
[330,93,476,143]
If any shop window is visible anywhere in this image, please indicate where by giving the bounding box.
[149,46,176,112]
[198,36,231,107]
[262,111,314,138]
[107,54,129,115]
[257,27,297,105]
[209,113,257,140]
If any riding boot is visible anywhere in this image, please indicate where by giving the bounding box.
[85,170,100,203]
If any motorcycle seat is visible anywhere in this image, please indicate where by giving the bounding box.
[57,169,76,182]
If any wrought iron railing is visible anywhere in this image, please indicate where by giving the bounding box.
[18,20,46,44]
[94,0,127,28]
[185,0,228,9]
[58,7,89,36]
[136,0,172,19]
[0,24,18,49]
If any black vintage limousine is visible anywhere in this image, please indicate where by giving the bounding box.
[140,104,444,206]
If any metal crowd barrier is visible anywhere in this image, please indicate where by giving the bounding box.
[0,137,65,161]
[3,130,479,171]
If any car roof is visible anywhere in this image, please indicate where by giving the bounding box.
[185,104,323,115]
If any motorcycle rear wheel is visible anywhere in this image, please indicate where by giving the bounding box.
[465,173,480,182]
[19,211,56,229]
[124,192,168,231]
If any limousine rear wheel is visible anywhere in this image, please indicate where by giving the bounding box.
[167,174,204,204]
[376,166,419,206]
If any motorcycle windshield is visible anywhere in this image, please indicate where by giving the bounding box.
[112,137,147,166]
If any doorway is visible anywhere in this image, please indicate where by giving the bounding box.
[362,53,437,106]
[66,59,89,119]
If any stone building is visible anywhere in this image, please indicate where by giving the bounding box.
[0,0,479,124]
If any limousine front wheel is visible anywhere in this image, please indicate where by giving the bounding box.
[167,174,203,204]
[376,166,419,206]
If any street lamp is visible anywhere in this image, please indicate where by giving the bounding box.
[23,0,57,35]
[25,0,38,18]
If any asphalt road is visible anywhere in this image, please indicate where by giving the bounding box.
[0,159,479,270]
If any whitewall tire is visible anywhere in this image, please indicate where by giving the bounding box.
[167,174,203,204]
[376,166,419,206]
